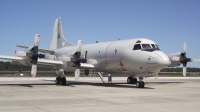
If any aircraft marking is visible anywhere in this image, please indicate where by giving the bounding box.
[105,41,114,72]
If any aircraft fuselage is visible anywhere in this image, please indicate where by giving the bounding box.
[55,38,170,75]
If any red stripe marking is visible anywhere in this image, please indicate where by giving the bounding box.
[105,42,114,72]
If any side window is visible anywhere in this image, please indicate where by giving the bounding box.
[155,44,160,50]
[151,44,156,48]
[133,44,141,50]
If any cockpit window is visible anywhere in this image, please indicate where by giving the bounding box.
[155,44,160,50]
[151,44,156,48]
[133,44,141,50]
[142,44,151,49]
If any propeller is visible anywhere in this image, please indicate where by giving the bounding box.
[58,40,98,80]
[73,40,82,80]
[14,34,56,77]
[172,43,199,77]
[58,40,88,80]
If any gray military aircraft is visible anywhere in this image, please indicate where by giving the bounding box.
[0,18,199,88]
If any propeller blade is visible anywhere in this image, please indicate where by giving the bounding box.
[34,34,40,46]
[77,40,82,52]
[183,42,187,53]
[84,51,87,59]
[183,67,186,77]
[31,65,37,77]
[189,58,199,63]
[14,51,27,57]
[75,69,80,80]
[171,56,180,61]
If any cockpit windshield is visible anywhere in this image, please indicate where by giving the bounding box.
[133,43,160,51]
[133,44,141,50]
[151,44,156,48]
[142,44,151,49]
[155,44,160,50]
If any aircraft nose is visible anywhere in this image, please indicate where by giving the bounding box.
[154,51,171,67]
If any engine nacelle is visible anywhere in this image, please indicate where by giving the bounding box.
[44,54,56,60]
[58,55,71,62]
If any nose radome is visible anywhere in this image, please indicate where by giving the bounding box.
[154,51,171,66]
[157,58,171,66]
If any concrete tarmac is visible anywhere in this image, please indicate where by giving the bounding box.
[0,77,200,112]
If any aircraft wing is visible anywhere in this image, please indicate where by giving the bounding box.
[17,45,55,54]
[37,60,95,69]
[37,59,63,66]
[0,55,95,69]
[0,55,23,61]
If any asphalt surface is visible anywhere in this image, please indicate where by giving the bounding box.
[0,77,199,112]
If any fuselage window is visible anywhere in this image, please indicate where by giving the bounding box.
[142,44,151,49]
[133,44,141,50]
[151,44,156,48]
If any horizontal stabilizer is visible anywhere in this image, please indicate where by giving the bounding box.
[17,45,55,54]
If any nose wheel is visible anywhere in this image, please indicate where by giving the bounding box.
[55,76,66,85]
[136,81,145,88]
[136,77,145,88]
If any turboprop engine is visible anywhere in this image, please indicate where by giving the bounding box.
[14,34,56,77]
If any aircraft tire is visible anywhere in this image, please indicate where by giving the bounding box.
[136,81,145,88]
[141,81,145,88]
[127,76,137,84]
[132,78,137,84]
[55,77,61,85]
[127,76,133,84]
[136,81,141,88]
[60,77,66,85]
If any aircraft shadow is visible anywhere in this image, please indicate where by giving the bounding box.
[0,80,185,89]
[0,81,155,89]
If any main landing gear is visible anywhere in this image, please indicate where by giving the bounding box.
[127,76,145,88]
[55,76,66,85]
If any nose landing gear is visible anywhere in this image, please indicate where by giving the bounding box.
[136,77,145,88]
[127,76,145,88]
[55,76,66,85]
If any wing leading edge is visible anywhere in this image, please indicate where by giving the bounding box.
[0,55,95,69]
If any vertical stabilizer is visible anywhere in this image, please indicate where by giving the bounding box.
[50,17,74,50]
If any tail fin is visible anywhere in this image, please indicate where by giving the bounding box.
[50,17,74,50]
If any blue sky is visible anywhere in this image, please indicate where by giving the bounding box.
[0,0,200,67]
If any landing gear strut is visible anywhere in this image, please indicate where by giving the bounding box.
[136,77,145,88]
[127,76,137,84]
[55,76,66,85]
